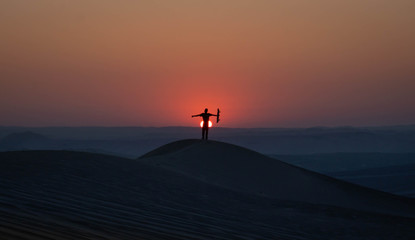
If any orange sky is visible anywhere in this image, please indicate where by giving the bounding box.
[1,0,414,127]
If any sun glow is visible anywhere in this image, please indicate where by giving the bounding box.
[200,120,213,128]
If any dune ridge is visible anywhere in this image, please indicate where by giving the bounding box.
[139,139,415,217]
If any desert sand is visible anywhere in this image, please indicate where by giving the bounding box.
[1,140,414,239]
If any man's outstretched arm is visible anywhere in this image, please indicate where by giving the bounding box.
[192,114,201,117]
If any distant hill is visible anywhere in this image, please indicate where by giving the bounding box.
[272,152,415,172]
[0,131,52,150]
[273,152,415,197]
[1,126,414,156]
[329,163,415,198]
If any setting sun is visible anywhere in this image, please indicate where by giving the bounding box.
[200,121,213,128]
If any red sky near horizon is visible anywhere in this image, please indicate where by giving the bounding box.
[1,0,414,127]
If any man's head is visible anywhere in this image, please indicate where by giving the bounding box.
[204,108,208,113]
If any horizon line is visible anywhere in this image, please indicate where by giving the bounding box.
[1,124,415,129]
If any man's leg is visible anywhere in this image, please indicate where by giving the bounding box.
[206,128,209,140]
[202,128,205,139]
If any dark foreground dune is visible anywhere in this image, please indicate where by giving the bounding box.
[140,140,415,217]
[1,140,415,239]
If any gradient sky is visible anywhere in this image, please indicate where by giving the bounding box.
[1,0,414,127]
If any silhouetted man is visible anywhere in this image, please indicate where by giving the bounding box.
[192,108,218,140]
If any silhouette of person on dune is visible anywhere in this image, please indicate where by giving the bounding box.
[192,108,218,140]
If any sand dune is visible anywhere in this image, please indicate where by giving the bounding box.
[1,141,415,239]
[140,139,415,217]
